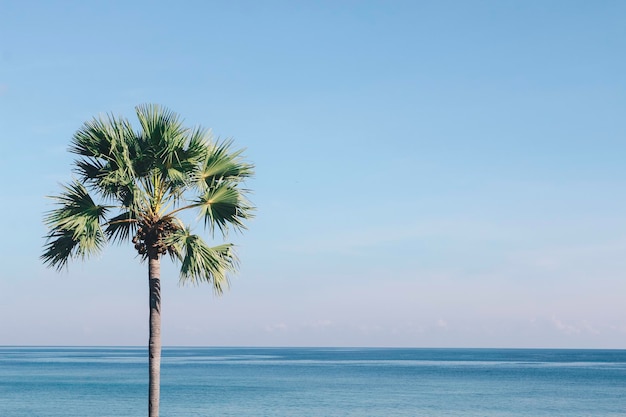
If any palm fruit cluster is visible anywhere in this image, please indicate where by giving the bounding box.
[132,218,180,256]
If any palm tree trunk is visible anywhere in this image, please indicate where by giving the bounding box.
[148,250,161,417]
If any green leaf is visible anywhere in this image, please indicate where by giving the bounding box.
[104,211,138,243]
[167,228,238,293]
[195,139,254,191]
[41,180,108,269]
[195,182,254,236]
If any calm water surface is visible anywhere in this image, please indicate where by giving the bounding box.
[0,347,625,416]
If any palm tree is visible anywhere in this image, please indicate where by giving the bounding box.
[41,104,254,417]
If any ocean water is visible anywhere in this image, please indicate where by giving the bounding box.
[0,347,625,416]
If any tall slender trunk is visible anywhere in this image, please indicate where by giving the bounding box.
[148,250,161,417]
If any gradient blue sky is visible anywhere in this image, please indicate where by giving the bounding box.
[1,1,625,348]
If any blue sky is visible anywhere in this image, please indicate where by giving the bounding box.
[0,1,625,348]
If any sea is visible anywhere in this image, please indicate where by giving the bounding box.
[0,347,624,416]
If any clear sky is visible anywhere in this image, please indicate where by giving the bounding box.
[0,1,625,348]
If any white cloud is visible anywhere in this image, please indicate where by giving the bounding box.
[549,316,602,336]
[551,316,581,335]
[306,320,333,329]
[265,323,288,332]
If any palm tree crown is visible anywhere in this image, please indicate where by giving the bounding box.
[42,104,254,291]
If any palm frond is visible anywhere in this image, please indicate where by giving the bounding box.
[69,116,115,158]
[195,182,254,236]
[135,104,185,157]
[41,180,108,270]
[166,227,238,293]
[194,139,254,192]
[161,127,209,192]
[74,158,106,183]
[69,114,134,160]
[71,112,140,207]
[135,104,208,207]
[104,211,138,243]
